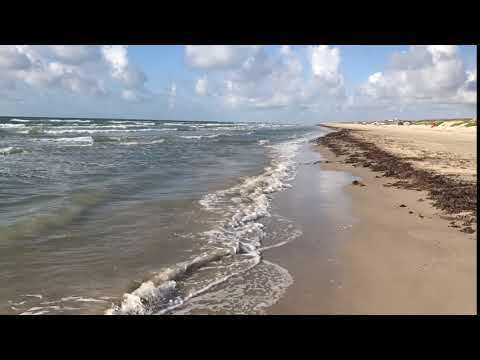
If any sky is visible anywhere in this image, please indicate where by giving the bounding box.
[0,45,476,123]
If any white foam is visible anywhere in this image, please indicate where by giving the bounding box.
[60,296,107,303]
[163,122,186,126]
[172,259,293,315]
[21,294,43,299]
[50,136,94,144]
[0,123,26,128]
[44,128,168,135]
[10,118,30,122]
[106,280,178,315]
[119,141,140,146]
[197,137,302,265]
[21,309,51,315]
[105,136,305,316]
[179,134,223,140]
[19,304,83,315]
[119,138,165,146]
[40,136,94,146]
[179,135,202,139]
[47,119,91,123]
[0,147,14,155]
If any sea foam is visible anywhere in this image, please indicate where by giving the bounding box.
[106,137,304,315]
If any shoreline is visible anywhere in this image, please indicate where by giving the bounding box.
[268,126,476,314]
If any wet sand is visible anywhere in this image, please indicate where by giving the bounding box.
[266,141,357,314]
[268,126,476,315]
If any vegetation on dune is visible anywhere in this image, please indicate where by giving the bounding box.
[412,119,476,127]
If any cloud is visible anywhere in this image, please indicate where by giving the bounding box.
[0,46,32,70]
[0,45,148,101]
[310,45,341,83]
[357,45,476,107]
[195,76,208,96]
[48,45,101,65]
[185,45,262,69]
[101,45,147,91]
[189,45,346,111]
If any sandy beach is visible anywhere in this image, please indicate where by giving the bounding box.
[268,123,476,315]
[328,123,477,182]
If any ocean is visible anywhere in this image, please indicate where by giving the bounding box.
[0,116,322,315]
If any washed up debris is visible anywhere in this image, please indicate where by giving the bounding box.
[352,180,366,186]
[399,204,407,207]
[418,214,424,219]
[460,226,475,234]
[312,160,331,165]
[314,128,477,234]
[409,211,414,214]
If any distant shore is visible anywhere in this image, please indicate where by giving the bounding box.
[314,123,476,314]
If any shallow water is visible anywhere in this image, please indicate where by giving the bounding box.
[0,116,321,314]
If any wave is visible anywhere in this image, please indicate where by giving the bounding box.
[0,147,26,155]
[47,119,91,123]
[51,136,93,142]
[91,135,122,143]
[9,294,112,315]
[108,120,154,125]
[163,122,186,126]
[106,249,260,315]
[106,137,303,315]
[179,134,228,140]
[47,136,94,146]
[83,124,147,129]
[10,118,31,122]
[171,260,293,315]
[203,123,235,127]
[0,123,26,129]
[0,190,107,243]
[44,128,169,135]
[119,139,165,146]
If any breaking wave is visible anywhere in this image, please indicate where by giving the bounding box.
[0,147,26,155]
[106,138,303,315]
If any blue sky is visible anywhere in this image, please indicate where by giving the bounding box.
[0,45,476,123]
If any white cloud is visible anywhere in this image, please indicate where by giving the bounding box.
[101,45,147,89]
[101,45,129,77]
[0,46,32,70]
[310,45,341,83]
[195,76,208,96]
[357,45,476,106]
[48,45,100,65]
[0,45,148,101]
[206,45,346,111]
[185,45,262,69]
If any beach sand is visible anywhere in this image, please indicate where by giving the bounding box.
[268,124,476,315]
[328,123,477,182]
